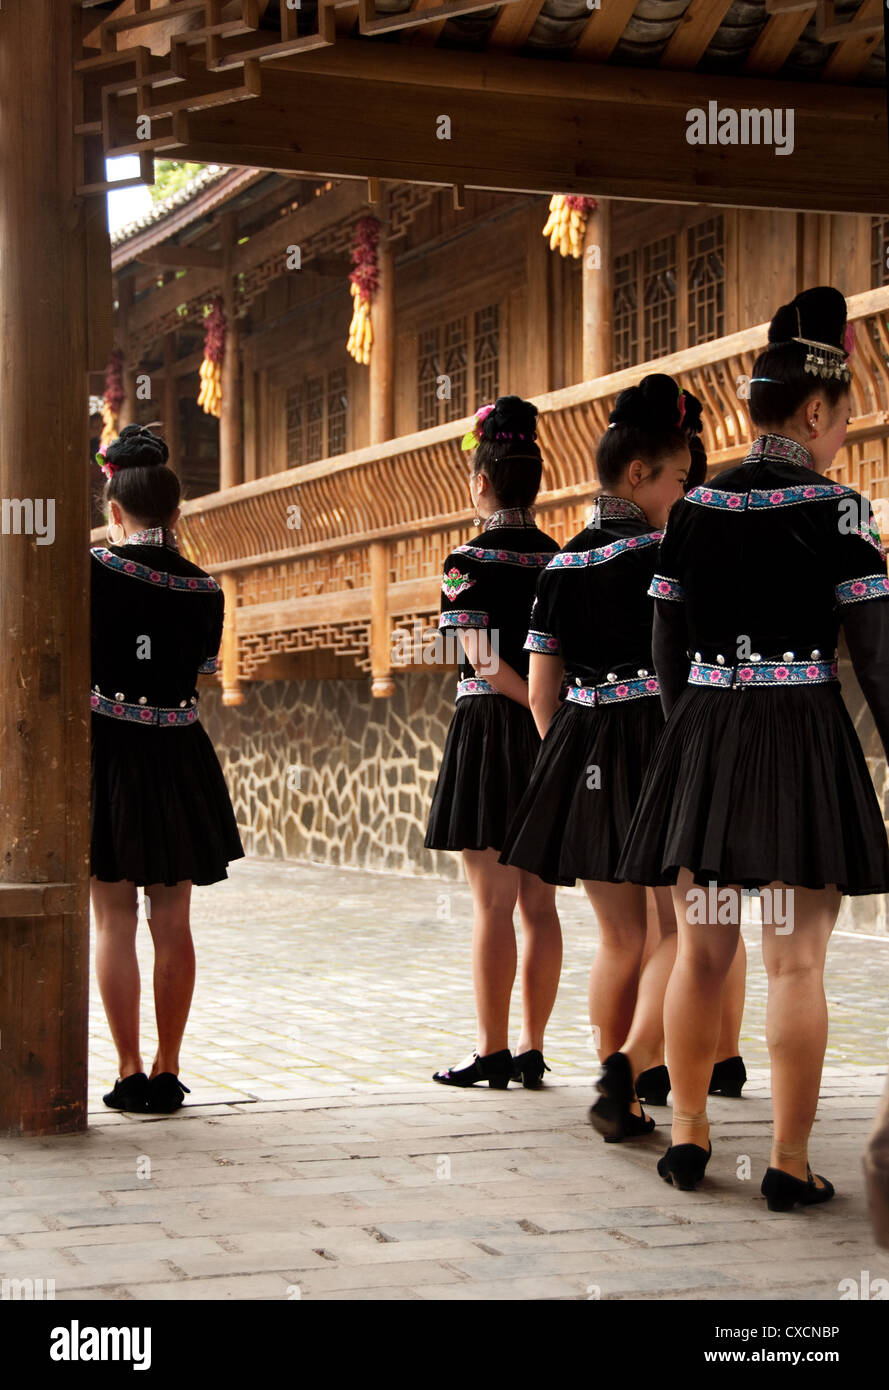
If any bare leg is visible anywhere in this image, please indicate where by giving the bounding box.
[667,870,740,1148]
[144,881,194,1078]
[715,935,747,1062]
[462,848,518,1056]
[515,870,562,1054]
[622,885,677,1080]
[761,883,840,1186]
[583,879,646,1060]
[91,877,142,1078]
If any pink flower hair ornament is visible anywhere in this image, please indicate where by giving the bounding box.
[461,403,495,451]
[95,440,120,479]
[677,389,687,428]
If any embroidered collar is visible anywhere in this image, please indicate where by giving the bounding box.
[482,506,536,531]
[122,526,180,552]
[747,434,815,472]
[587,495,648,527]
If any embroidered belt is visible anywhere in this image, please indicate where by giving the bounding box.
[688,659,838,690]
[565,676,660,708]
[456,677,500,698]
[90,692,199,726]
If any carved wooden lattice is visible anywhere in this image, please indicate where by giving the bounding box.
[239,623,372,679]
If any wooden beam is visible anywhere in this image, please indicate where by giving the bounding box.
[574,0,639,62]
[138,244,224,269]
[140,45,889,214]
[369,225,395,444]
[660,0,735,69]
[744,7,814,74]
[820,0,885,81]
[487,0,545,48]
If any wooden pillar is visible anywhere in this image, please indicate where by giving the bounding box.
[369,230,395,445]
[242,338,257,482]
[219,573,244,707]
[162,332,180,475]
[219,213,243,491]
[369,542,394,697]
[525,203,550,396]
[0,0,91,1136]
[582,199,612,383]
[117,277,136,429]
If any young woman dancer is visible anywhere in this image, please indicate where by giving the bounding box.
[426,396,562,1089]
[618,286,889,1208]
[635,426,748,1109]
[91,424,244,1113]
[499,375,701,1137]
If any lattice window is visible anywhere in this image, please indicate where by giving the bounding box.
[327,368,347,456]
[642,236,677,359]
[442,316,468,422]
[872,216,889,288]
[305,375,324,463]
[613,251,638,372]
[418,327,439,431]
[416,304,499,429]
[285,383,304,467]
[474,304,499,404]
[687,217,725,346]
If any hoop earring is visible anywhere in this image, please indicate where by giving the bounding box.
[106,520,125,545]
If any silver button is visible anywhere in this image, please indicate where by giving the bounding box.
[575,677,582,686]
[716,655,725,666]
[190,697,197,705]
[751,653,761,662]
[782,651,794,661]
[138,696,147,705]
[694,652,702,662]
[179,700,187,708]
[606,672,617,682]
[115,692,124,701]
[811,648,821,659]
[637,669,649,677]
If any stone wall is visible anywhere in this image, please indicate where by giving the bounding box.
[200,659,889,934]
[200,670,464,882]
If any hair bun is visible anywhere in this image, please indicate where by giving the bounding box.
[681,388,703,436]
[768,286,848,352]
[480,395,538,444]
[610,373,686,431]
[106,423,169,471]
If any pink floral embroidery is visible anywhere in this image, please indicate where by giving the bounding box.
[150,571,161,582]
[701,490,713,503]
[774,667,789,680]
[727,495,741,508]
[616,684,629,697]
[738,668,753,682]
[708,670,721,683]
[112,703,124,715]
[645,679,658,693]
[770,491,785,504]
[851,582,867,596]
[140,709,153,722]
[806,666,819,679]
[124,562,136,573]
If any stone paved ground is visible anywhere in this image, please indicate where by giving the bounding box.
[0,858,886,1302]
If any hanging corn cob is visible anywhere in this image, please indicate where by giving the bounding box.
[541,195,599,259]
[198,296,226,417]
[346,216,380,366]
[100,348,125,449]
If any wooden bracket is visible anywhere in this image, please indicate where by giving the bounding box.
[0,884,79,919]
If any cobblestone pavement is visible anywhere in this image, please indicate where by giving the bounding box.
[0,858,884,1303]
[88,859,889,1106]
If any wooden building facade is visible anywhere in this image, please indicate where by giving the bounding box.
[92,171,889,910]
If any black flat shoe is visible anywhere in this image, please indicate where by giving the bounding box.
[512,1049,551,1089]
[589,1051,655,1142]
[657,1141,712,1191]
[146,1073,191,1113]
[433,1049,513,1089]
[709,1055,747,1097]
[103,1072,149,1112]
[635,1064,670,1106]
[761,1164,835,1212]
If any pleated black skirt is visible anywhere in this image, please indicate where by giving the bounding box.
[617,683,889,895]
[498,696,666,886]
[425,693,541,853]
[91,713,245,887]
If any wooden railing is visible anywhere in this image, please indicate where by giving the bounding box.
[91,286,889,699]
